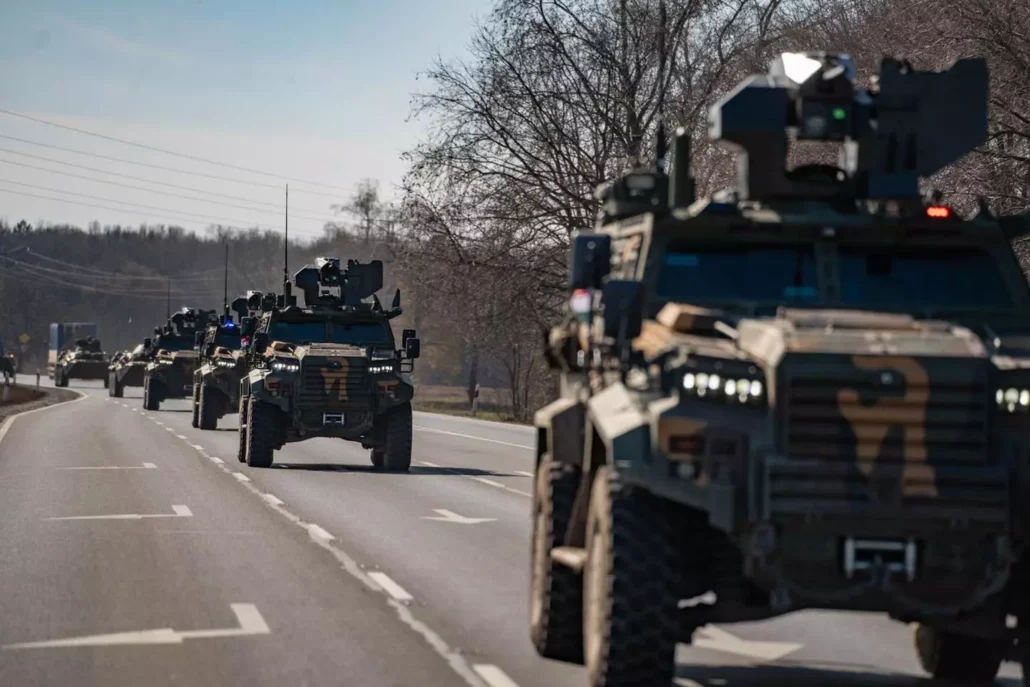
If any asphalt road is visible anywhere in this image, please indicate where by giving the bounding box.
[0,379,1025,686]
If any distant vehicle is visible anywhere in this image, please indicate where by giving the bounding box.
[108,340,152,397]
[238,258,420,470]
[142,308,215,411]
[531,53,1030,686]
[48,322,98,378]
[190,295,259,429]
[53,337,109,387]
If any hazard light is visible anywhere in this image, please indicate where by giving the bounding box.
[926,206,951,219]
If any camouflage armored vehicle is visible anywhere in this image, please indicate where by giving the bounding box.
[143,308,216,411]
[53,336,109,387]
[238,258,420,470]
[190,294,263,429]
[529,53,1030,686]
[108,339,153,397]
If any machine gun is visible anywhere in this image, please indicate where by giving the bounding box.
[292,257,402,318]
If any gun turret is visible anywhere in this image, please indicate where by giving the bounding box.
[294,257,385,309]
[709,52,989,201]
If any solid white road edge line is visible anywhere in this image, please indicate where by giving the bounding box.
[413,426,532,450]
[57,463,157,470]
[0,388,87,447]
[44,505,193,521]
[368,572,414,603]
[472,665,521,687]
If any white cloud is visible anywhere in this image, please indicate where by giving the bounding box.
[43,12,191,68]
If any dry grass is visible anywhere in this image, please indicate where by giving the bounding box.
[413,384,526,424]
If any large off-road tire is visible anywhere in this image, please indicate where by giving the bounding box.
[529,453,585,664]
[381,402,412,472]
[370,450,385,469]
[245,398,277,468]
[199,383,219,430]
[55,369,66,387]
[103,374,109,389]
[237,396,249,463]
[583,467,685,687]
[143,378,161,411]
[108,373,116,397]
[191,384,200,427]
[913,624,1004,683]
[113,377,124,398]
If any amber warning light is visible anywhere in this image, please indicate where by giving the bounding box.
[926,206,951,219]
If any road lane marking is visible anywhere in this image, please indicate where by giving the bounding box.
[308,524,334,541]
[369,572,414,603]
[418,462,533,499]
[57,463,157,470]
[692,625,802,661]
[514,470,534,478]
[262,493,284,506]
[233,472,250,482]
[473,665,520,687]
[190,443,204,451]
[156,421,166,427]
[473,477,505,488]
[45,505,193,521]
[175,433,187,440]
[165,427,175,433]
[3,604,269,649]
[419,460,441,467]
[421,509,496,525]
[413,426,533,450]
[209,456,224,464]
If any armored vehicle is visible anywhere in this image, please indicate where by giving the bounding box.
[143,308,216,411]
[108,340,153,397]
[530,53,1030,686]
[53,337,109,387]
[238,258,421,470]
[191,295,262,429]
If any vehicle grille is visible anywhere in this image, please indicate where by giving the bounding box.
[299,358,372,410]
[770,356,1005,521]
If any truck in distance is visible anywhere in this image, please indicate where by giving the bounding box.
[48,322,98,378]
[53,336,109,387]
[143,308,215,411]
[238,258,420,471]
[108,338,153,397]
[191,295,259,430]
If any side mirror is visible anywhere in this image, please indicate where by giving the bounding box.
[252,332,269,354]
[402,329,415,346]
[204,343,216,357]
[391,289,401,310]
[405,337,421,360]
[143,337,152,348]
[601,280,644,340]
[569,233,612,289]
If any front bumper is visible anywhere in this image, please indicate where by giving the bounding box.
[63,361,109,380]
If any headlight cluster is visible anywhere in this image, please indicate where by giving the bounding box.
[369,363,395,374]
[996,387,1030,412]
[216,360,235,368]
[271,360,300,372]
[157,359,173,365]
[683,371,764,404]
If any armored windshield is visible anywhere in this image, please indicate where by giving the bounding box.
[656,244,818,303]
[154,336,195,352]
[268,318,392,345]
[212,327,242,349]
[838,245,1013,309]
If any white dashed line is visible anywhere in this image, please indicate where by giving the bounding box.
[262,493,284,506]
[233,472,250,482]
[164,427,175,433]
[419,460,441,468]
[155,422,166,427]
[209,456,224,465]
[414,426,533,450]
[513,470,534,478]
[307,524,334,541]
[472,664,521,687]
[368,572,414,603]
[473,477,505,489]
[175,434,187,440]
[191,443,204,451]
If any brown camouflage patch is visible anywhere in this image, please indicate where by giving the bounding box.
[320,358,351,401]
[837,356,935,497]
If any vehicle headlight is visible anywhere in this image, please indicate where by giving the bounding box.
[682,371,765,405]
[216,360,236,368]
[995,387,1030,413]
[271,361,299,372]
[158,359,173,366]
[369,363,395,374]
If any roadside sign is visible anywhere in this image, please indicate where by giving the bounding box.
[18,333,30,344]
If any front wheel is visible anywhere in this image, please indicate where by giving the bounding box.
[191,384,200,427]
[913,624,1004,683]
[583,467,684,687]
[370,450,385,469]
[143,379,161,411]
[199,383,218,430]
[245,398,277,468]
[381,402,412,472]
[237,396,249,463]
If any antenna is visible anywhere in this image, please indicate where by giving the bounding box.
[282,184,294,306]
[166,276,170,320]
[223,242,230,320]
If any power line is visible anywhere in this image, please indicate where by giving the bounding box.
[0,156,340,224]
[0,108,347,191]
[1,254,223,284]
[0,262,218,299]
[25,250,228,280]
[0,187,325,238]
[0,147,341,220]
[0,178,327,233]
[0,134,344,198]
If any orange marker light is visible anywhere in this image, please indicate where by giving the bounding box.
[926,206,951,219]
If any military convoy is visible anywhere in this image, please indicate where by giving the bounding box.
[53,337,109,387]
[108,340,152,397]
[237,258,420,471]
[530,53,1030,686]
[142,308,215,411]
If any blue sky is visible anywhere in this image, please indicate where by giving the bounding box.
[0,0,485,238]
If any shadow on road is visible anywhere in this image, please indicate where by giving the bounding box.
[271,463,518,478]
[676,663,1023,686]
[157,409,191,413]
